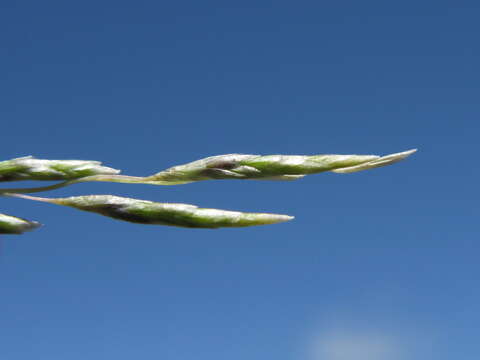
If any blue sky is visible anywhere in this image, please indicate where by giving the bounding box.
[1,1,478,359]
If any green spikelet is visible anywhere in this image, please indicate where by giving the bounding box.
[0,156,120,182]
[13,194,293,229]
[0,213,41,234]
[146,149,417,184]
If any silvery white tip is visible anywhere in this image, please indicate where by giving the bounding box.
[0,156,121,182]
[332,149,417,173]
[0,213,41,234]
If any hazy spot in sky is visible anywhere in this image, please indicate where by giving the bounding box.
[309,330,402,360]
[302,311,438,360]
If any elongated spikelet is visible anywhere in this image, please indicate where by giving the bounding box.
[0,156,120,182]
[147,149,417,184]
[0,213,41,234]
[31,195,294,229]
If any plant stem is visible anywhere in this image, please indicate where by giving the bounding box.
[3,193,55,203]
[0,175,161,195]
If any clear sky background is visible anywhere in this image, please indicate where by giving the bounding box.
[1,1,478,359]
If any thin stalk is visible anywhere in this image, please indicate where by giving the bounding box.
[0,174,171,195]
[3,193,55,203]
[0,181,72,195]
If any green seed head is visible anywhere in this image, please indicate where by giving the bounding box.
[53,195,293,228]
[147,150,416,184]
[0,156,121,182]
[0,213,41,234]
